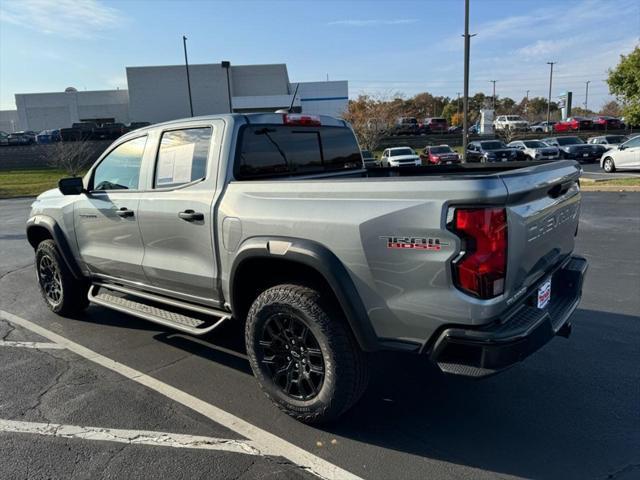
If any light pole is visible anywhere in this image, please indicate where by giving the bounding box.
[584,80,590,112]
[182,35,194,117]
[457,92,461,115]
[525,89,530,117]
[462,0,476,162]
[221,61,232,113]
[490,80,497,111]
[546,62,556,127]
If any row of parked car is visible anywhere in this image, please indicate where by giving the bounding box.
[387,114,629,136]
[0,121,151,146]
[362,133,639,172]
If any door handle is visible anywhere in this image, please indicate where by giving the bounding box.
[178,210,204,221]
[116,207,134,218]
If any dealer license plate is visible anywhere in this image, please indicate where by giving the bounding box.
[583,153,589,157]
[537,277,552,309]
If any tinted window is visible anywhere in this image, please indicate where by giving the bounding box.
[93,136,147,190]
[524,141,546,148]
[389,148,414,156]
[556,137,584,145]
[429,146,453,153]
[480,141,506,150]
[237,125,361,179]
[155,127,212,188]
[361,150,373,159]
[605,136,625,143]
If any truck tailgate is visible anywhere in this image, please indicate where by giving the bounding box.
[499,160,582,296]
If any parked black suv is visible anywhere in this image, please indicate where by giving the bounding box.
[466,140,518,162]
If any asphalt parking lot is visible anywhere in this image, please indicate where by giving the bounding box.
[579,162,640,180]
[1,193,639,480]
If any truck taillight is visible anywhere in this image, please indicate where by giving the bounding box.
[451,208,507,299]
[283,114,321,126]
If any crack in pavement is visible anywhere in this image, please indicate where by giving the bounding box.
[0,263,33,282]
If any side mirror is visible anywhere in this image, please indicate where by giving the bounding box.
[618,145,625,150]
[58,177,85,195]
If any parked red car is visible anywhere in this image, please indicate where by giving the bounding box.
[553,117,593,132]
[421,117,449,134]
[592,116,623,130]
[420,145,460,165]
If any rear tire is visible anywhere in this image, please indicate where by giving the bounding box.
[35,240,89,316]
[603,157,616,173]
[245,284,369,424]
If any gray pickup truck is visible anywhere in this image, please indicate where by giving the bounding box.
[27,113,587,423]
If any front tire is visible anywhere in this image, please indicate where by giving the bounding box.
[35,240,89,316]
[245,284,369,424]
[603,157,616,173]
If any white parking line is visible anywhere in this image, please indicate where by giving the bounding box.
[0,340,65,349]
[0,418,260,455]
[0,310,362,480]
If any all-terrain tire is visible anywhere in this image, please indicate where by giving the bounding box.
[245,284,369,424]
[35,239,89,316]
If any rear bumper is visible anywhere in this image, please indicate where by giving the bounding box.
[429,255,588,378]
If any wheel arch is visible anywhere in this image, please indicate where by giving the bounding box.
[26,216,83,279]
[229,237,380,352]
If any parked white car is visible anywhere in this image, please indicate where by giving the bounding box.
[600,135,640,172]
[494,115,529,131]
[380,147,421,167]
[587,135,628,151]
[507,140,560,160]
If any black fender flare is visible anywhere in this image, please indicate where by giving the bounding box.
[26,215,84,279]
[230,237,380,352]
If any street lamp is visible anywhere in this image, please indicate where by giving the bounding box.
[546,62,556,127]
[221,61,232,113]
[182,35,194,117]
[584,80,591,112]
[462,0,476,162]
[490,80,497,111]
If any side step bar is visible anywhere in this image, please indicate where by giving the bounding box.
[88,283,230,336]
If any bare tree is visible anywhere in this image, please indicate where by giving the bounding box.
[43,140,96,176]
[343,94,399,152]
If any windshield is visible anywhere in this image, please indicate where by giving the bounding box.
[605,136,626,143]
[429,146,453,154]
[390,148,415,156]
[480,141,506,150]
[429,118,446,124]
[556,137,585,145]
[523,141,547,148]
[506,116,522,121]
[361,150,373,159]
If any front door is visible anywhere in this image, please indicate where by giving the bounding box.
[619,136,640,168]
[74,135,148,282]
[137,124,221,303]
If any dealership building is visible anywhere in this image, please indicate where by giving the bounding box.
[2,63,349,132]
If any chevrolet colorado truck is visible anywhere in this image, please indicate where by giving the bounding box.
[27,113,587,423]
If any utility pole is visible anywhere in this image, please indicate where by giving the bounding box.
[525,89,530,115]
[182,35,194,117]
[546,62,556,127]
[462,0,476,162]
[490,80,497,111]
[221,61,232,113]
[584,80,590,112]
[457,92,461,115]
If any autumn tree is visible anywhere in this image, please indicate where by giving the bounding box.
[343,95,398,151]
[607,46,640,126]
[600,100,622,117]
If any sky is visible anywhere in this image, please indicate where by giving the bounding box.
[0,0,638,111]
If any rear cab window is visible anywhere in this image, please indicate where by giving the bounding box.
[235,125,362,179]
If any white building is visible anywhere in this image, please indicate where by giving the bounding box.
[6,62,348,131]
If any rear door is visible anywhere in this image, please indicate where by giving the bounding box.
[74,135,150,282]
[137,121,224,304]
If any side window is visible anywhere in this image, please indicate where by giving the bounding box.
[155,127,212,188]
[624,136,640,148]
[93,136,147,191]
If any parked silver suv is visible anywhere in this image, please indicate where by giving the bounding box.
[27,113,587,423]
